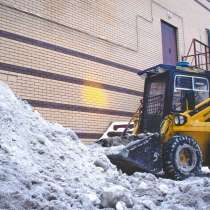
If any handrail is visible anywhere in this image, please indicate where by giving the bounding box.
[182,39,210,71]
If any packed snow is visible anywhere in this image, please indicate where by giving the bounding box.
[0,82,210,210]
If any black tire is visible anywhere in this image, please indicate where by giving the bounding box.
[163,135,202,180]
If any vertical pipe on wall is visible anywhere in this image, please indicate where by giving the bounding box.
[193,39,197,67]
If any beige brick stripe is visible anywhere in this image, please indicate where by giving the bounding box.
[35,107,129,136]
[0,62,143,97]
[0,30,141,74]
[26,99,133,117]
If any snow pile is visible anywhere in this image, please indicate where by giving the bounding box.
[0,82,210,210]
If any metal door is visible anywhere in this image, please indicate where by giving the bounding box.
[161,21,178,65]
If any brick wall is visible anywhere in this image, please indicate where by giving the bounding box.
[0,0,209,143]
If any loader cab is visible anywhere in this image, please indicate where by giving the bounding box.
[139,64,210,133]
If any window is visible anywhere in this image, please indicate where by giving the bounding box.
[174,75,209,92]
[194,77,209,91]
[173,75,209,112]
[175,76,192,90]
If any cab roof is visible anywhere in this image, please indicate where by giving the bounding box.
[138,64,209,77]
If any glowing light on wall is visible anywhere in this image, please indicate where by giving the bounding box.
[82,85,108,107]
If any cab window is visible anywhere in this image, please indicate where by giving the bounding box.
[194,77,208,91]
[172,75,209,112]
[175,76,192,90]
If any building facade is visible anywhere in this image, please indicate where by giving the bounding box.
[0,0,210,143]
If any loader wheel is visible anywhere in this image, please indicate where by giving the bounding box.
[163,135,202,180]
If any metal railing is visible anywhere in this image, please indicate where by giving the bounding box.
[182,39,210,71]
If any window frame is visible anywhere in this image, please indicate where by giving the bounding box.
[174,75,209,93]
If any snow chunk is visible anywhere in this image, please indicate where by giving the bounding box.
[100,185,133,208]
[116,201,127,210]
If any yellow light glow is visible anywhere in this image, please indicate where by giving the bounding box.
[82,85,108,107]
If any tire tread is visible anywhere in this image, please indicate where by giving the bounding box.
[163,135,202,180]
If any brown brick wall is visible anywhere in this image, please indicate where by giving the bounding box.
[0,0,209,143]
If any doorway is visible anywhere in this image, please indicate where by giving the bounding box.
[161,21,178,65]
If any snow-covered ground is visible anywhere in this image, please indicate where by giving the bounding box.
[0,82,210,210]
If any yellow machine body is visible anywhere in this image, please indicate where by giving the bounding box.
[160,98,210,165]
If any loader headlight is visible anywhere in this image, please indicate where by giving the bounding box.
[174,115,187,125]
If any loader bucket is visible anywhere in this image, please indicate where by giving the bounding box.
[107,134,162,174]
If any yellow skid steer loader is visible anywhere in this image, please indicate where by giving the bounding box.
[99,63,210,180]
